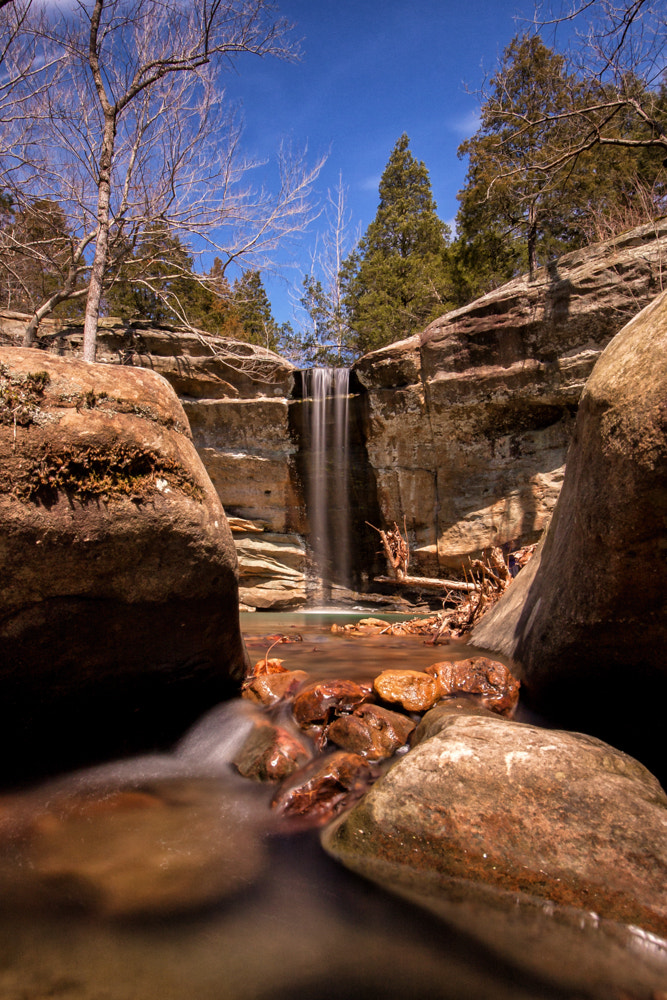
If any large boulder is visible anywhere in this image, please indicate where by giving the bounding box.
[0,347,247,781]
[322,706,667,937]
[472,290,667,777]
[352,220,667,574]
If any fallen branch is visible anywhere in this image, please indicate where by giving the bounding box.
[373,574,477,593]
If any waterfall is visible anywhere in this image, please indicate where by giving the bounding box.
[302,367,350,600]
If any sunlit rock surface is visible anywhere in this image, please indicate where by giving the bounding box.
[353,220,667,573]
[0,347,246,779]
[323,705,667,937]
[471,288,667,777]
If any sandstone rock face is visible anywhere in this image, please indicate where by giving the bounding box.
[353,221,667,574]
[0,347,247,780]
[322,708,667,936]
[184,397,306,609]
[471,289,667,776]
[0,315,307,611]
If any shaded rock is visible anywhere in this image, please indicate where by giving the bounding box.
[322,712,667,937]
[0,348,247,782]
[242,670,310,707]
[471,290,667,778]
[292,680,374,729]
[413,697,500,744]
[373,670,442,712]
[0,778,267,918]
[233,721,311,782]
[327,704,415,760]
[272,751,375,826]
[352,221,667,573]
[426,657,520,716]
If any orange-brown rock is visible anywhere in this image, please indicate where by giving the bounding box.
[373,670,442,712]
[292,679,374,729]
[426,658,520,716]
[233,720,311,782]
[327,704,415,760]
[242,670,310,707]
[272,751,375,826]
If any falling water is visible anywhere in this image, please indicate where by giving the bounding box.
[302,367,350,600]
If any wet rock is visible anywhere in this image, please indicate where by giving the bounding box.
[322,711,667,937]
[373,670,442,712]
[426,657,520,716]
[242,670,310,707]
[233,721,311,782]
[272,751,375,826]
[327,704,416,760]
[0,778,267,918]
[292,679,374,729]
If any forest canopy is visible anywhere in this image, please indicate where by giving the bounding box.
[0,0,665,363]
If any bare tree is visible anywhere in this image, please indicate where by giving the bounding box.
[2,0,324,361]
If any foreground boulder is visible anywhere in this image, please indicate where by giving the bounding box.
[0,347,247,781]
[322,707,667,936]
[471,290,667,776]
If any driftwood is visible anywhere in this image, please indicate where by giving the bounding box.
[374,574,476,593]
[366,519,410,580]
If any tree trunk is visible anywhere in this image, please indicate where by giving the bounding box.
[82,116,115,363]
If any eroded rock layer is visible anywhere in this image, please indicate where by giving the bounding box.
[353,220,667,574]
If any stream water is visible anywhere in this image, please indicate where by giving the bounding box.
[0,613,666,1000]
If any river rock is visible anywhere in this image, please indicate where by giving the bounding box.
[242,670,310,707]
[352,220,667,574]
[0,778,267,918]
[0,347,247,781]
[471,290,667,777]
[292,679,374,729]
[373,669,442,712]
[426,657,520,716]
[233,720,311,781]
[327,704,415,760]
[272,751,375,826]
[322,711,667,936]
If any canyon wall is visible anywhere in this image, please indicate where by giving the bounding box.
[352,220,667,575]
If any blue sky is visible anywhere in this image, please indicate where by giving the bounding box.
[223,0,539,326]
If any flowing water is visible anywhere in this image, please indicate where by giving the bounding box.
[301,369,351,597]
[0,613,666,1000]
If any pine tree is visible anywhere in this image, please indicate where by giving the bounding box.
[232,270,280,350]
[454,34,666,301]
[341,134,452,355]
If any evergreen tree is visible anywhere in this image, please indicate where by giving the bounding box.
[454,34,666,301]
[341,134,452,355]
[232,270,280,350]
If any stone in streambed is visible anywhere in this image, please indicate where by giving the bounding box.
[373,670,442,712]
[292,679,374,729]
[233,720,311,781]
[322,710,667,937]
[426,657,520,716]
[242,670,310,707]
[0,778,267,918]
[272,751,375,827]
[327,704,416,760]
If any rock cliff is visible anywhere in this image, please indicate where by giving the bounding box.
[353,220,667,575]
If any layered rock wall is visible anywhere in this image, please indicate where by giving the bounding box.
[352,220,667,574]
